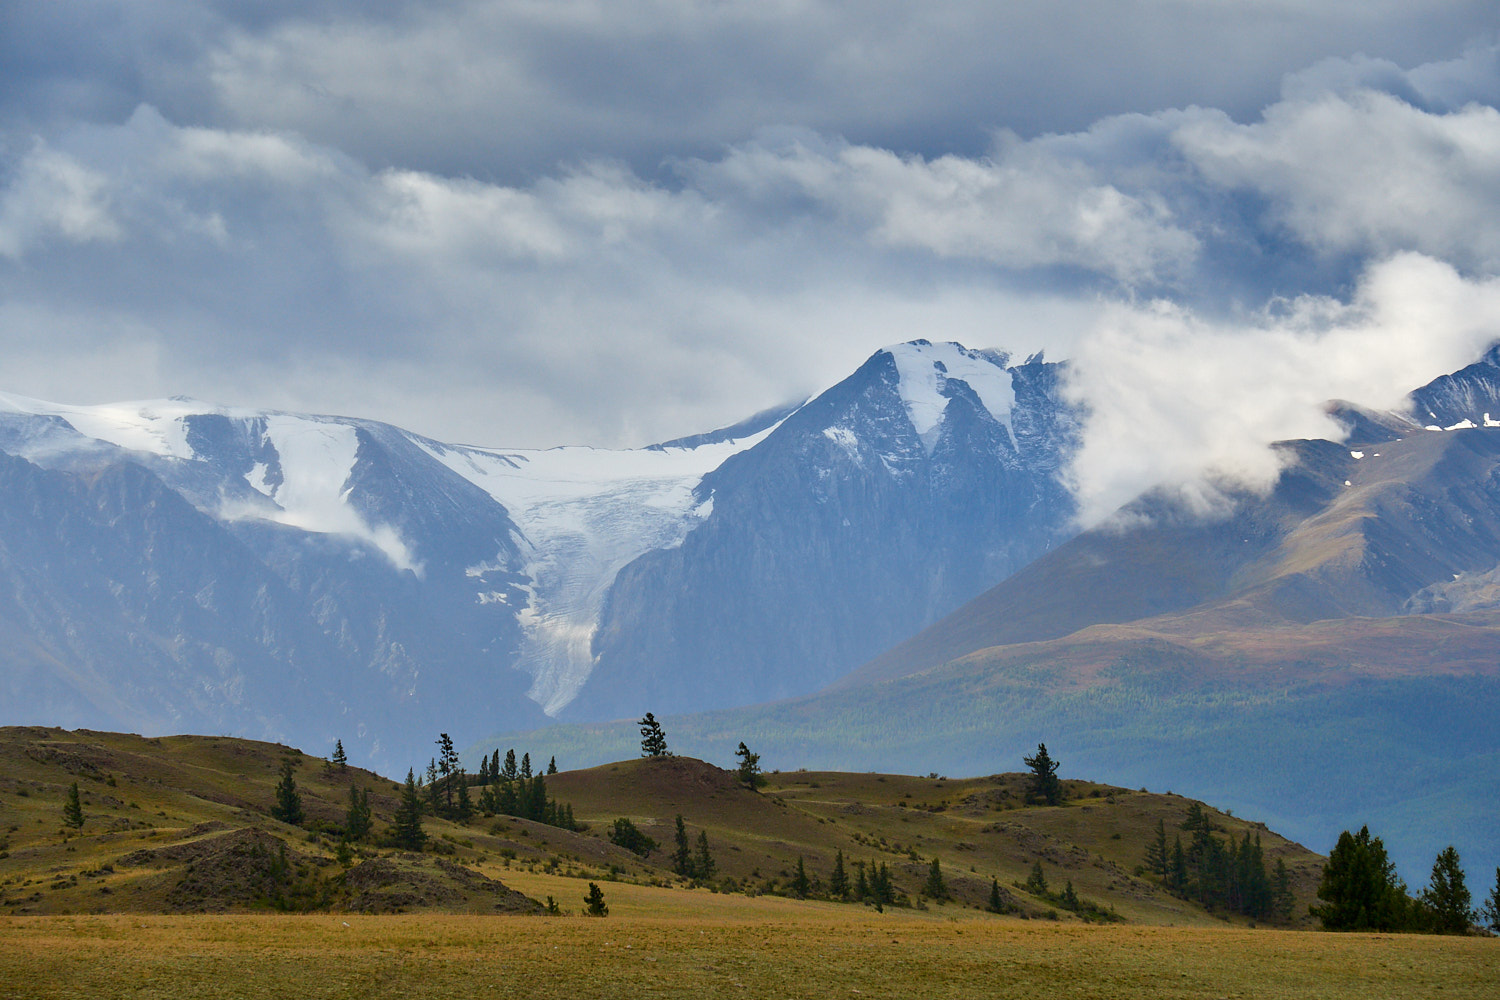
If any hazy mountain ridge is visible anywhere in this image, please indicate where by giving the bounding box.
[0,341,1082,763]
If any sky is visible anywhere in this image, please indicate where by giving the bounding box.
[3,1,1500,520]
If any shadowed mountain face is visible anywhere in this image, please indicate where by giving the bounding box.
[569,347,1078,719]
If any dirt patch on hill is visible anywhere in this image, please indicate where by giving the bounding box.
[340,854,541,914]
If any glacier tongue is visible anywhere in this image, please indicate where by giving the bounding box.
[419,431,777,714]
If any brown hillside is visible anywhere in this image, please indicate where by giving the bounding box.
[0,728,1324,926]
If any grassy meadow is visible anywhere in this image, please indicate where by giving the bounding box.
[1,727,1495,997]
[3,894,1496,1000]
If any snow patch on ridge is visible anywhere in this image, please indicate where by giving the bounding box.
[0,393,423,574]
[0,392,199,459]
[885,341,1015,452]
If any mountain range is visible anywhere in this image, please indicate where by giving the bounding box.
[0,341,1079,767]
[3,338,1497,882]
[505,348,1500,883]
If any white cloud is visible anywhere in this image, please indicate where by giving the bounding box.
[0,143,121,258]
[1175,87,1500,270]
[1064,253,1500,525]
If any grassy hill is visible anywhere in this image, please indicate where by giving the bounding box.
[0,726,1324,926]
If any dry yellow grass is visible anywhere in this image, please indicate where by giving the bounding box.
[2,884,1495,1000]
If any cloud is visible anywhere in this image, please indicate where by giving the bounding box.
[1,13,1500,524]
[0,143,121,258]
[1063,253,1500,525]
[1175,88,1500,271]
[4,2,1496,179]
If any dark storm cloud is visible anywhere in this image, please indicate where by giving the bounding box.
[2,3,1500,515]
[4,2,1497,179]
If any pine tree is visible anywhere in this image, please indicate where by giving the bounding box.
[735,742,763,789]
[1311,826,1411,932]
[870,862,893,912]
[1022,743,1062,806]
[391,769,427,850]
[502,749,518,782]
[1480,867,1500,933]
[425,758,442,815]
[1422,845,1472,935]
[988,878,1006,914]
[455,771,474,823]
[924,856,947,901]
[672,814,693,877]
[828,850,849,900]
[62,781,84,830]
[791,856,810,898]
[853,861,869,902]
[520,753,532,780]
[694,830,715,881]
[345,785,372,842]
[490,749,501,784]
[1273,857,1296,922]
[609,817,658,857]
[1169,835,1189,893]
[271,760,304,826]
[547,756,558,775]
[584,882,609,916]
[331,739,348,771]
[1144,818,1169,878]
[435,733,458,812]
[639,713,669,757]
[1061,880,1079,911]
[1025,860,1048,896]
[478,755,491,787]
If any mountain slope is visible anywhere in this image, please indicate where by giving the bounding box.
[569,342,1078,718]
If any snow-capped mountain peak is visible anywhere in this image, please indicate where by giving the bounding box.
[883,340,1015,451]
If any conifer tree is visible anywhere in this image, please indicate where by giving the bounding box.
[271,760,304,826]
[478,755,490,787]
[435,734,459,812]
[1022,743,1062,806]
[490,749,501,784]
[1480,867,1500,933]
[672,815,693,877]
[63,781,84,829]
[1422,845,1472,935]
[870,862,893,912]
[456,771,474,823]
[735,742,763,789]
[988,878,1006,914]
[502,749,518,782]
[639,713,669,757]
[1273,857,1296,922]
[924,856,947,901]
[828,849,849,901]
[584,882,609,916]
[1025,860,1048,896]
[1311,826,1411,931]
[1144,818,1169,878]
[521,752,532,780]
[331,739,348,770]
[425,758,442,815]
[1061,880,1079,911]
[345,785,372,842]
[694,830,715,881]
[391,769,427,850]
[791,856,810,898]
[547,756,558,775]
[853,860,869,902]
[1169,836,1189,892]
